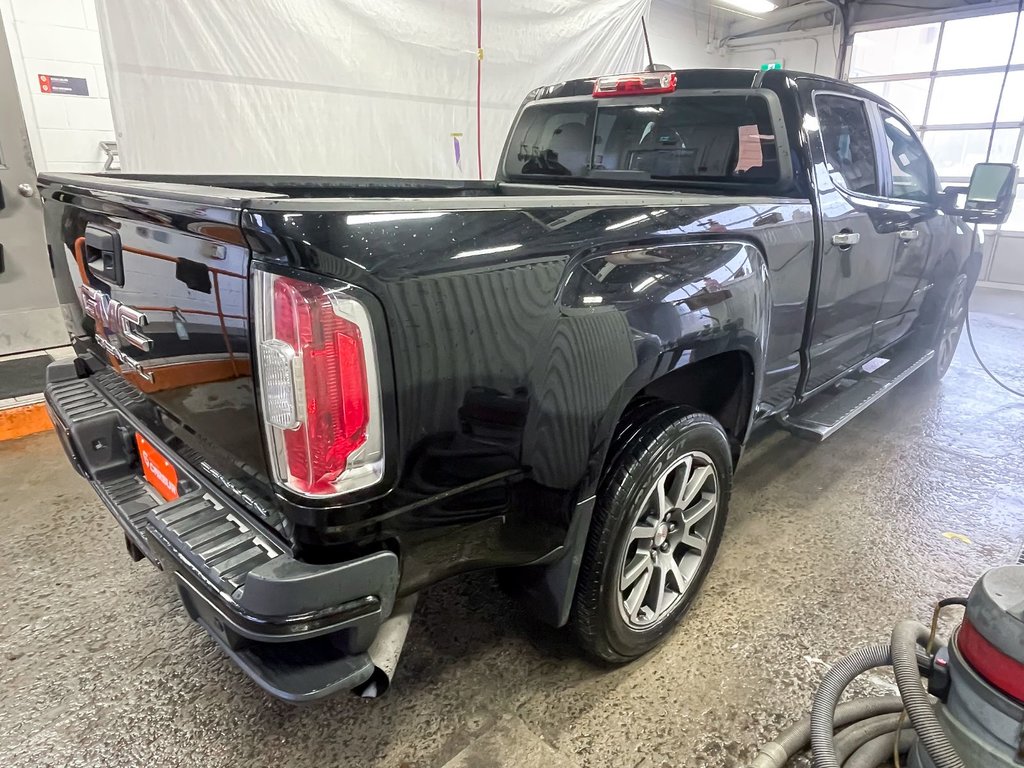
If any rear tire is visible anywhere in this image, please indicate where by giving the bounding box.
[921,273,968,382]
[571,408,732,663]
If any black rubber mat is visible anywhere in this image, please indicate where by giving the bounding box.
[0,355,51,399]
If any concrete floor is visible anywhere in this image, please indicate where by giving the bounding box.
[2,289,1023,768]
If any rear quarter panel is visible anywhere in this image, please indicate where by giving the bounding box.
[245,194,814,590]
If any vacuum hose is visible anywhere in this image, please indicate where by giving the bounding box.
[809,644,893,768]
[844,731,916,768]
[890,621,964,768]
[751,626,964,768]
[749,697,905,768]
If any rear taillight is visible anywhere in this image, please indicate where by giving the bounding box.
[592,71,676,98]
[253,269,383,497]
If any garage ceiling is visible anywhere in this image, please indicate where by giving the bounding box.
[677,0,1024,38]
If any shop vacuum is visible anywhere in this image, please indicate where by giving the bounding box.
[751,565,1024,768]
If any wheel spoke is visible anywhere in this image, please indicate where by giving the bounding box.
[677,465,712,509]
[624,563,653,621]
[621,554,650,590]
[663,553,687,593]
[630,522,657,542]
[654,473,671,517]
[666,456,692,509]
[682,495,715,527]
[651,562,668,617]
[678,531,707,555]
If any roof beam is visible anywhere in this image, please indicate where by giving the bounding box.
[723,0,834,38]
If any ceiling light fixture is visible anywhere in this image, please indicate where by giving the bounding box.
[713,0,777,15]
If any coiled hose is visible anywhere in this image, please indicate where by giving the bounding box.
[749,697,905,768]
[809,644,893,768]
[890,621,964,768]
[751,628,964,768]
[844,731,917,768]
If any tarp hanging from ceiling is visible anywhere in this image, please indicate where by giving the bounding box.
[96,0,651,178]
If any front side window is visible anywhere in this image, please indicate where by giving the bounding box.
[504,93,782,185]
[815,94,879,196]
[880,112,935,203]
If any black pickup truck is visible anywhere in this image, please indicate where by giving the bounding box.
[38,68,1016,701]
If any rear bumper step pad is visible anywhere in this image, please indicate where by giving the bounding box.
[45,363,400,701]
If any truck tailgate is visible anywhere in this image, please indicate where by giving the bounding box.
[38,174,285,528]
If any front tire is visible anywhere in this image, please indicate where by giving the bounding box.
[571,408,732,663]
[921,273,968,382]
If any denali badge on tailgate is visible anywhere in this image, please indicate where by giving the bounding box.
[79,284,155,380]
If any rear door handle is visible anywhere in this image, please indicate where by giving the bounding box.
[898,228,920,241]
[831,231,860,247]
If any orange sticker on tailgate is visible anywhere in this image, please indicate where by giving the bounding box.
[135,433,179,501]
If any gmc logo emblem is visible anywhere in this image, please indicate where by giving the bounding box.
[79,285,153,352]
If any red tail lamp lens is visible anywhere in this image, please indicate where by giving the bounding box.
[256,269,382,497]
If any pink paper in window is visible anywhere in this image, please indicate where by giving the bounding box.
[736,124,764,173]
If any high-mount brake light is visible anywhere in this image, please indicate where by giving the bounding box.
[253,268,384,497]
[592,72,677,98]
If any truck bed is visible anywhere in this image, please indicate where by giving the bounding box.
[42,172,662,202]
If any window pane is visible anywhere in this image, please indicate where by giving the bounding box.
[937,12,1024,70]
[849,24,940,78]
[1003,186,1024,231]
[881,113,934,202]
[502,95,782,184]
[926,72,1024,125]
[815,95,878,195]
[924,129,1018,178]
[859,79,930,125]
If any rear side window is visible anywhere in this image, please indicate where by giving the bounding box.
[815,94,879,196]
[504,94,782,184]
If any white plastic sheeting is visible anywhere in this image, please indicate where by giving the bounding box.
[96,0,651,178]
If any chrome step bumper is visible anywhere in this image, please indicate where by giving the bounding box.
[44,360,401,701]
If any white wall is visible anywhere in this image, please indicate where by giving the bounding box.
[0,0,115,173]
[723,27,840,77]
[646,2,838,77]
[647,0,727,69]
[98,0,650,178]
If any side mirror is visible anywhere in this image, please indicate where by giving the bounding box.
[945,163,1018,224]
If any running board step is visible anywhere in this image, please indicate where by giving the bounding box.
[782,349,934,442]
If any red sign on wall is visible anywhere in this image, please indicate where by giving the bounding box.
[38,74,89,96]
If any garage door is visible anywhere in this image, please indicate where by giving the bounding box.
[847,12,1024,288]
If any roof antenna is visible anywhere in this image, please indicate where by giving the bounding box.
[641,16,655,70]
[641,16,671,72]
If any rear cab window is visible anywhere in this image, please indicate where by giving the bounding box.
[503,90,788,188]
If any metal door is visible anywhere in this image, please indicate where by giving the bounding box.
[0,24,66,354]
[867,107,946,351]
[799,84,900,394]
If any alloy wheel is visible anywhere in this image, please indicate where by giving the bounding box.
[936,281,967,375]
[617,451,719,629]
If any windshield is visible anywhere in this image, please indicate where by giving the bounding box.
[504,93,781,185]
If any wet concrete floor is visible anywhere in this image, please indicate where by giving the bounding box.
[1,288,1022,768]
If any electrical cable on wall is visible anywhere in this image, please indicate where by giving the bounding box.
[966,0,1024,398]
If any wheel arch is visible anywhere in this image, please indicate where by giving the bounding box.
[509,346,756,629]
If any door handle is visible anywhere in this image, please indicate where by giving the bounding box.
[898,228,920,241]
[831,231,860,248]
